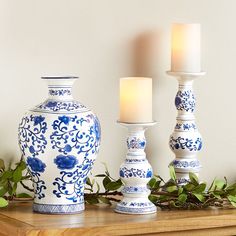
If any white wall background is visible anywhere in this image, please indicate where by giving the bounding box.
[0,0,236,184]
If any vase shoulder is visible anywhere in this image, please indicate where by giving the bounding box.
[31,99,90,114]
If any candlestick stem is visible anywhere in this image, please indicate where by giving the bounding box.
[167,71,205,184]
[115,122,157,214]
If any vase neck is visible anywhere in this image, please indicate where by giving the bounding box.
[42,76,78,101]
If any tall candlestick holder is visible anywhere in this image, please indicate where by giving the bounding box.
[115,121,157,215]
[167,71,205,184]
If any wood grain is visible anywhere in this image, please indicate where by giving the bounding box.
[0,201,236,235]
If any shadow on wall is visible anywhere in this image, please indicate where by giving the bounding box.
[131,30,163,163]
[132,30,162,78]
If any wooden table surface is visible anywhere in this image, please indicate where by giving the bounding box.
[1,201,236,235]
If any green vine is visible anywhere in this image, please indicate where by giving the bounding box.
[1,158,236,210]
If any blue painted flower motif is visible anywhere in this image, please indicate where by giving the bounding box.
[29,146,35,154]
[175,97,182,107]
[146,170,152,178]
[46,101,57,108]
[34,115,45,126]
[174,143,180,149]
[58,115,70,125]
[175,90,195,112]
[169,136,202,152]
[140,141,146,148]
[120,170,125,178]
[27,157,46,173]
[64,144,72,153]
[197,139,202,151]
[54,155,78,170]
[94,118,101,141]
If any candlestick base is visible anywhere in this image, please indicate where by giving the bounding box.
[115,122,157,215]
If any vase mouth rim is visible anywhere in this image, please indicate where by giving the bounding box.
[41,76,78,80]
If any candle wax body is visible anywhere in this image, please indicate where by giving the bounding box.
[171,23,201,73]
[119,77,152,123]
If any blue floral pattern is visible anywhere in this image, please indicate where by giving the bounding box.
[54,155,78,170]
[122,186,149,193]
[169,136,202,151]
[18,115,47,157]
[125,158,146,163]
[119,201,154,207]
[175,123,196,131]
[127,137,146,150]
[120,167,152,178]
[49,89,71,96]
[53,158,95,202]
[175,90,195,112]
[26,157,46,199]
[50,114,100,156]
[172,159,200,169]
[35,100,87,113]
[27,157,46,172]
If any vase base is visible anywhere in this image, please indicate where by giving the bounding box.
[33,202,84,214]
[115,201,156,215]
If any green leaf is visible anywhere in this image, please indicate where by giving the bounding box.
[193,193,205,202]
[228,195,236,208]
[227,195,236,203]
[229,201,236,208]
[189,172,199,185]
[148,178,157,188]
[0,197,8,207]
[16,193,32,198]
[13,168,22,183]
[12,182,17,195]
[103,176,112,190]
[1,170,13,181]
[96,182,100,194]
[86,198,99,204]
[178,187,183,195]
[0,159,5,170]
[169,165,176,181]
[178,193,187,203]
[165,179,176,187]
[18,161,26,170]
[193,183,206,193]
[148,195,158,203]
[98,196,111,205]
[95,174,106,177]
[106,179,123,191]
[212,192,222,199]
[167,185,178,193]
[86,177,93,188]
[0,187,7,197]
[7,184,13,196]
[226,183,236,195]
[184,183,195,191]
[154,181,161,189]
[215,180,226,190]
[208,179,216,191]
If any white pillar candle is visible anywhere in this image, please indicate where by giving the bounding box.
[119,77,152,123]
[171,23,201,73]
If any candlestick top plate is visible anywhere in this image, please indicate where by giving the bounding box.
[117,121,157,128]
[166,71,206,77]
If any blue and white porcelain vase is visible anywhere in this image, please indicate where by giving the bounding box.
[18,76,101,214]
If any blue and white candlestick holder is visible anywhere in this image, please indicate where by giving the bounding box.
[115,121,157,215]
[167,71,205,185]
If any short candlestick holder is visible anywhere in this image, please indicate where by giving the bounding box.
[115,121,157,215]
[167,71,205,185]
